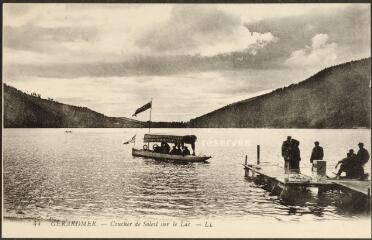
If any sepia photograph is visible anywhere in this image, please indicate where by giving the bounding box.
[2,1,371,238]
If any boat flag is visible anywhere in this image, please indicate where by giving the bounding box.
[123,134,136,144]
[132,101,152,117]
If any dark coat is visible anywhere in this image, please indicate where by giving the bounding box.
[182,148,191,156]
[282,140,291,160]
[289,139,301,169]
[340,153,356,169]
[310,146,324,163]
[356,148,370,166]
[170,148,178,155]
[291,147,301,163]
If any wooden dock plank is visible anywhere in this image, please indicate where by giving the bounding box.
[331,180,371,195]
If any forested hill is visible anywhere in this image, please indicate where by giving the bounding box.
[3,84,185,128]
[190,58,371,128]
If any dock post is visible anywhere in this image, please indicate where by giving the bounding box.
[244,155,248,177]
[366,188,371,214]
[313,160,327,182]
[257,145,260,165]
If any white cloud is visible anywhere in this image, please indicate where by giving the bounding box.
[3,4,173,64]
[285,33,338,68]
[3,4,370,121]
[199,28,277,57]
[4,4,279,64]
[135,5,277,57]
[4,4,360,67]
[222,3,354,23]
[311,33,329,49]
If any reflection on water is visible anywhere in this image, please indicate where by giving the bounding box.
[3,128,371,222]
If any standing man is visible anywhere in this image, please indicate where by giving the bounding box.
[355,142,370,180]
[282,136,292,172]
[290,139,301,173]
[310,141,324,171]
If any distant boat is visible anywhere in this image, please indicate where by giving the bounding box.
[132,134,211,163]
[65,130,72,133]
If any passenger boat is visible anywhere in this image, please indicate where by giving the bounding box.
[132,134,211,163]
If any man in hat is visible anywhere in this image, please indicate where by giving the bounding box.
[310,141,324,171]
[289,138,301,172]
[170,145,178,155]
[335,149,356,178]
[182,146,191,156]
[355,142,370,179]
[356,143,370,165]
[282,136,292,171]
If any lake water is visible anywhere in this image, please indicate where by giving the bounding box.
[3,128,371,222]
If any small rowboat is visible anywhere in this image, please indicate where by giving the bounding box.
[132,134,211,163]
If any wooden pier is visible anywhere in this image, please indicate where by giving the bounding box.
[242,146,371,212]
[331,180,371,195]
[243,163,333,187]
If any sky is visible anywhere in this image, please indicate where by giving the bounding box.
[3,3,371,122]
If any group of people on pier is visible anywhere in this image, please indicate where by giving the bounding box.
[281,136,302,172]
[154,142,191,156]
[335,143,370,179]
[281,136,369,179]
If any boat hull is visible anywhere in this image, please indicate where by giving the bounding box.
[132,148,211,163]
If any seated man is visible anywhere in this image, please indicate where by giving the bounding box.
[169,145,177,155]
[335,149,356,178]
[174,145,182,155]
[163,142,170,154]
[182,146,191,156]
[154,145,162,153]
[158,142,168,154]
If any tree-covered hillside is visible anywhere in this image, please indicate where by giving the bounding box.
[190,58,371,128]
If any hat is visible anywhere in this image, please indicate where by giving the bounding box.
[349,149,354,153]
[314,141,319,145]
[358,142,364,146]
[287,136,292,139]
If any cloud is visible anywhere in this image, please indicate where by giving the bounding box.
[4,4,369,79]
[3,4,371,121]
[135,5,277,56]
[311,33,329,49]
[4,52,287,80]
[245,4,370,70]
[285,34,338,68]
[3,4,174,65]
[4,24,98,52]
[4,4,32,16]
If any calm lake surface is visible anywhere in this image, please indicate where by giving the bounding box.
[3,128,371,222]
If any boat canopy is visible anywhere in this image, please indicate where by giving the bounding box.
[144,134,197,144]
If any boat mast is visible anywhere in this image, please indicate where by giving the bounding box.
[149,98,152,133]
[147,98,152,150]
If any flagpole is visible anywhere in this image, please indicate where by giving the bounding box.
[149,98,152,133]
